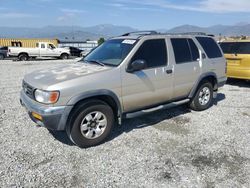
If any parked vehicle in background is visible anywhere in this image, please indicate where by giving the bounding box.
[80,49,92,57]
[20,31,227,148]
[64,46,83,57]
[0,46,8,60]
[8,42,70,61]
[220,40,250,80]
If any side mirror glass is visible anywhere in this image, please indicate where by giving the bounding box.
[127,60,146,73]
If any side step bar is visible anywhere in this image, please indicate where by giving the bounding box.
[125,99,190,119]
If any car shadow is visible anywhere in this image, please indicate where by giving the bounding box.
[49,93,226,147]
[226,78,250,88]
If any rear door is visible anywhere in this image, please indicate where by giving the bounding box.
[170,38,200,98]
[39,43,47,57]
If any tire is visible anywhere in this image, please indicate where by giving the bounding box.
[60,53,69,60]
[66,100,115,148]
[18,54,29,61]
[0,54,4,60]
[189,82,213,111]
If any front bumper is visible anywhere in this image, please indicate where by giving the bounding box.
[20,90,73,130]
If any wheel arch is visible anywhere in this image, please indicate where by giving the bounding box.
[189,72,218,99]
[67,89,122,121]
[18,52,29,57]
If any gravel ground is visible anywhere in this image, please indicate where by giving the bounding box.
[0,59,249,188]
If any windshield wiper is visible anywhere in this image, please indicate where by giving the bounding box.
[85,60,105,67]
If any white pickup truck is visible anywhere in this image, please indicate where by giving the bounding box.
[8,42,70,61]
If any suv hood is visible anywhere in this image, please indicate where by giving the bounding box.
[24,62,111,89]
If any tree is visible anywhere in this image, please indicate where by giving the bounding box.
[98,38,105,45]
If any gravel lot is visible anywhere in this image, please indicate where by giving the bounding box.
[0,59,249,187]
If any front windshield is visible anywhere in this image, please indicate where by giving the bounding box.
[83,39,137,66]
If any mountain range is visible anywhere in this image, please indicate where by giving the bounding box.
[0,23,250,41]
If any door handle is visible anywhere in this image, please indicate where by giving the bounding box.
[166,69,173,74]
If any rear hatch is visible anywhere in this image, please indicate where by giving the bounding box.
[220,41,250,78]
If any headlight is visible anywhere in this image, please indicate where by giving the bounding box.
[34,89,60,104]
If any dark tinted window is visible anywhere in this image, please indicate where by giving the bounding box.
[237,42,250,54]
[196,37,222,58]
[220,42,237,54]
[132,39,167,68]
[220,42,250,54]
[171,38,192,63]
[188,39,199,61]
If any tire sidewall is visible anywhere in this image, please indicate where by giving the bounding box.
[19,54,28,61]
[193,82,213,111]
[68,103,114,148]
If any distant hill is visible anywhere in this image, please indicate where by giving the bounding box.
[167,24,250,36]
[0,24,137,40]
[0,23,250,40]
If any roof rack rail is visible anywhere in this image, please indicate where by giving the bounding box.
[122,31,159,36]
[163,32,208,36]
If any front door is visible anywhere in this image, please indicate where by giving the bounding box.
[121,38,173,112]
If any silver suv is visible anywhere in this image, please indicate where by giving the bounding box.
[20,31,227,147]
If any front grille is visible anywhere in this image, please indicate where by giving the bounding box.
[22,81,35,99]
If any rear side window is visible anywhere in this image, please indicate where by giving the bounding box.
[171,38,199,64]
[196,37,222,58]
[132,39,167,68]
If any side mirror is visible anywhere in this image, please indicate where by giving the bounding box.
[127,60,146,73]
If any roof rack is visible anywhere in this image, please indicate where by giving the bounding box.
[163,32,208,36]
[121,31,159,36]
[121,31,214,38]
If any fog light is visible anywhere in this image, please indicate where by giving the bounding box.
[32,112,43,121]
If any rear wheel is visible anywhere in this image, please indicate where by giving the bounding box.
[66,100,115,148]
[60,53,69,60]
[189,82,213,111]
[18,54,29,61]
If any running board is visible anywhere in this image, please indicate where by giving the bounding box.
[125,99,190,119]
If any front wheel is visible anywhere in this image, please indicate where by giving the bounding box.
[0,54,4,60]
[189,82,213,111]
[66,100,115,148]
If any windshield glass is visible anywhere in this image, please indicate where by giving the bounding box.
[83,39,137,66]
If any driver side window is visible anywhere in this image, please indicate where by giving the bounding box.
[131,39,167,69]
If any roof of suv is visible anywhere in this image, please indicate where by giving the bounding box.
[112,31,213,40]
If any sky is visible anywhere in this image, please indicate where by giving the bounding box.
[0,0,250,29]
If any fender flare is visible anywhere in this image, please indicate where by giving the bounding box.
[188,72,218,98]
[67,89,123,116]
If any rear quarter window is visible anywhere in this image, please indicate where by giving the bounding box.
[196,37,222,58]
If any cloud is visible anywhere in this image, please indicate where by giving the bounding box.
[58,8,85,22]
[112,0,250,13]
[0,13,34,18]
[60,8,85,14]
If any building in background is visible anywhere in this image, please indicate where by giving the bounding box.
[0,38,59,47]
[58,40,98,51]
